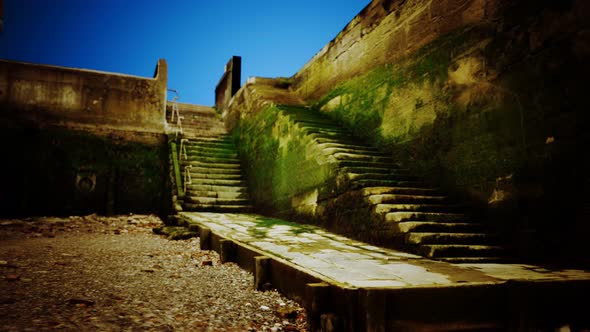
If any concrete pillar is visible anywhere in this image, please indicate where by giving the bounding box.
[364,289,386,332]
[199,227,211,250]
[306,282,331,332]
[254,256,271,291]
[219,239,235,263]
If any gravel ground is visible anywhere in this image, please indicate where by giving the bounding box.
[0,214,308,332]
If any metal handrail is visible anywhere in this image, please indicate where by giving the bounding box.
[176,115,184,139]
[184,165,192,194]
[179,138,188,164]
[171,100,180,123]
[167,89,183,138]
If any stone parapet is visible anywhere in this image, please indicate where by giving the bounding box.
[0,58,168,134]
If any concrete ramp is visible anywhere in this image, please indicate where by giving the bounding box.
[178,212,590,331]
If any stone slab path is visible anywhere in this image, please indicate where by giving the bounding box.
[179,212,590,289]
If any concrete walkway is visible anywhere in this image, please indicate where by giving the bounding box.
[179,212,590,331]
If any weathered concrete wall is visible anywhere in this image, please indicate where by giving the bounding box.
[292,0,590,262]
[0,127,171,217]
[0,59,171,216]
[225,78,322,214]
[0,59,168,133]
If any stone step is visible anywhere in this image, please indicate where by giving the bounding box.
[183,203,253,213]
[189,178,246,187]
[186,184,248,193]
[186,137,233,145]
[184,142,234,149]
[294,120,346,130]
[189,172,243,180]
[352,179,426,188]
[184,142,235,150]
[313,138,373,149]
[300,126,349,135]
[368,194,448,205]
[342,167,410,175]
[374,204,462,214]
[172,109,219,117]
[181,115,222,122]
[347,172,419,182]
[186,191,248,200]
[393,221,484,233]
[182,122,226,130]
[321,147,389,158]
[306,131,358,140]
[336,160,401,169]
[317,143,380,153]
[308,133,367,145]
[283,112,336,124]
[181,114,221,120]
[436,257,510,264]
[385,212,469,223]
[181,161,242,169]
[404,232,498,245]
[183,131,228,139]
[361,187,441,196]
[184,148,238,158]
[417,244,505,258]
[330,152,394,164]
[185,138,233,145]
[184,196,251,206]
[185,156,241,164]
[187,166,242,175]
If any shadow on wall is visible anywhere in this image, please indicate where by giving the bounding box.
[0,127,171,217]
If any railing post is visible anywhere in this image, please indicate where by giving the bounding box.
[184,165,192,194]
[179,138,188,164]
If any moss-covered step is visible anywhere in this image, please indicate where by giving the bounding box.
[152,225,197,240]
[183,203,253,213]
[373,203,464,214]
[417,244,505,259]
[384,211,469,223]
[181,161,241,169]
[404,232,500,245]
[189,172,243,180]
[186,190,248,200]
[186,184,249,193]
[393,221,484,234]
[188,166,242,175]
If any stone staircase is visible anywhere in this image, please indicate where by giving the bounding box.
[281,106,506,263]
[167,102,253,213]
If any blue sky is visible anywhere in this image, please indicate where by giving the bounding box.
[0,1,369,106]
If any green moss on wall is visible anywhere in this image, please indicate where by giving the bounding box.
[0,126,170,217]
[305,13,587,262]
[233,105,333,215]
[313,28,483,146]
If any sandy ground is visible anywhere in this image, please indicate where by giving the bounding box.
[0,214,307,332]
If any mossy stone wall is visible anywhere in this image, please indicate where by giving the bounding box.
[308,2,590,262]
[233,105,335,217]
[0,125,170,217]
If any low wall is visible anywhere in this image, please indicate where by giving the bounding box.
[0,127,171,217]
[225,79,324,215]
[0,59,168,133]
[0,59,171,216]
